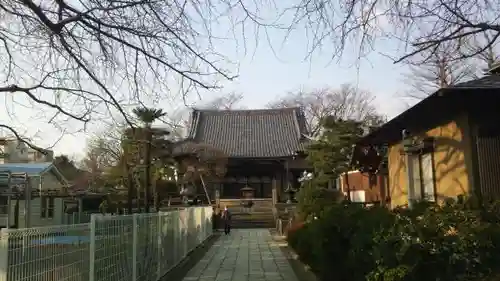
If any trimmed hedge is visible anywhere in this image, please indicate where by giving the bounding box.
[287,198,500,281]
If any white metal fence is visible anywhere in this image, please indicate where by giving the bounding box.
[0,206,213,281]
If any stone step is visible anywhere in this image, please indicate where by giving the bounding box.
[223,205,274,211]
[231,222,275,229]
[231,215,275,220]
[225,208,273,213]
[217,199,275,230]
[230,217,275,229]
[230,217,275,226]
[218,199,273,207]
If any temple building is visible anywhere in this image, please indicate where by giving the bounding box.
[173,107,311,201]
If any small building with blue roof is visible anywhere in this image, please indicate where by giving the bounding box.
[0,162,69,228]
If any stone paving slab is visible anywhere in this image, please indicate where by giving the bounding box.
[182,229,299,281]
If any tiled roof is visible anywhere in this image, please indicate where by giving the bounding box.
[450,74,500,89]
[182,107,309,158]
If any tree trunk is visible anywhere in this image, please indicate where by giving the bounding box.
[153,178,160,212]
[144,129,152,213]
[126,164,133,214]
[154,191,160,212]
[136,188,142,213]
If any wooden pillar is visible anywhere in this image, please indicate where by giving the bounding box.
[285,160,290,191]
[272,178,278,204]
[214,183,220,207]
[219,181,224,199]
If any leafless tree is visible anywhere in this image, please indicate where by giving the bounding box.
[199,92,245,110]
[80,122,125,187]
[160,92,245,139]
[267,84,384,137]
[8,0,498,154]
[468,33,500,73]
[0,0,241,152]
[160,111,190,140]
[403,43,476,100]
[270,0,500,66]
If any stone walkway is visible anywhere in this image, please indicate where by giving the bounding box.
[182,229,299,281]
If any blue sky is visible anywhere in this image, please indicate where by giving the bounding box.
[220,39,410,115]
[193,19,412,118]
[0,6,415,160]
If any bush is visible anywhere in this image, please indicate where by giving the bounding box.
[287,203,395,281]
[286,220,305,237]
[287,198,500,281]
[296,184,344,221]
[287,221,315,265]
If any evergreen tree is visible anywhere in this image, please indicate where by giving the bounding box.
[306,117,365,187]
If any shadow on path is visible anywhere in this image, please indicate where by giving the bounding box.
[179,229,299,281]
[161,232,221,281]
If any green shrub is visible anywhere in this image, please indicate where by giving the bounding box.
[287,222,315,265]
[288,203,395,281]
[296,185,344,221]
[288,198,500,281]
[369,201,500,281]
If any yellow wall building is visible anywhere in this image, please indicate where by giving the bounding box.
[386,115,477,208]
[355,74,500,207]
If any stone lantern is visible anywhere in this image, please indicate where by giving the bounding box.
[284,184,297,204]
[240,186,255,209]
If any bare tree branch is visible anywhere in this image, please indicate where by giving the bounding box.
[467,33,500,73]
[0,0,241,151]
[11,0,500,153]
[267,84,384,137]
[198,92,245,110]
[158,92,245,139]
[270,0,500,64]
[402,42,476,100]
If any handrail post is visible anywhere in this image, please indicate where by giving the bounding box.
[0,229,9,281]
[132,213,138,281]
[89,215,96,281]
[157,212,162,280]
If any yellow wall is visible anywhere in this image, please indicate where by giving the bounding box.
[388,143,408,208]
[388,114,474,208]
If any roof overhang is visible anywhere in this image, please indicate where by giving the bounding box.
[358,87,500,146]
[38,164,69,186]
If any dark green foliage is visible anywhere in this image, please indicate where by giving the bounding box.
[306,118,365,186]
[287,198,500,281]
[295,185,344,220]
[298,117,366,222]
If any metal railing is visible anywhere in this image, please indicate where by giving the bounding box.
[0,206,213,281]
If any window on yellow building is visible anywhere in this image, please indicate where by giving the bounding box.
[421,154,436,201]
[410,153,436,202]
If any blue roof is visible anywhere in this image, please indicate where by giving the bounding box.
[0,162,53,175]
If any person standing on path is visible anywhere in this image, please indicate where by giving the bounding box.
[221,206,231,235]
